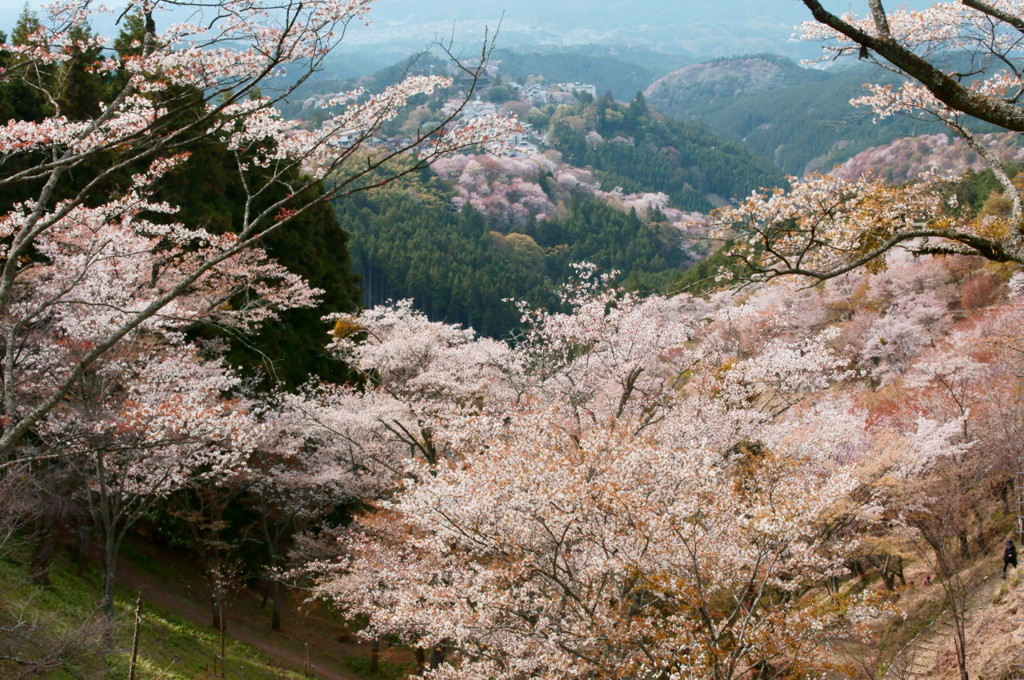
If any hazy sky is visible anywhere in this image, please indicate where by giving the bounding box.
[0,1,935,58]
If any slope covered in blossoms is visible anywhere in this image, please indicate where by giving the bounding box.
[303,250,1022,680]
[835,132,1024,183]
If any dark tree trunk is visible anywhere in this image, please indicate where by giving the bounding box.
[999,477,1012,515]
[415,648,426,675]
[28,517,55,585]
[971,507,986,552]
[270,579,282,631]
[211,592,222,630]
[73,525,88,578]
[101,533,118,620]
[370,638,380,674]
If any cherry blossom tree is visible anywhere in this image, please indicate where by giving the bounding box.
[324,300,515,467]
[244,301,515,629]
[309,270,865,679]
[296,249,1024,677]
[37,343,258,620]
[0,0,520,468]
[720,1,1024,282]
[319,405,856,680]
[715,171,1007,283]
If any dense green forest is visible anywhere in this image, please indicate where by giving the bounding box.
[544,93,785,211]
[337,172,689,338]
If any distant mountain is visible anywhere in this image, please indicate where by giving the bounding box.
[550,45,693,81]
[645,54,955,175]
[646,54,822,101]
[493,46,690,100]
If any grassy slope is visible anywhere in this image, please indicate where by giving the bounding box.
[0,545,307,679]
[0,539,409,680]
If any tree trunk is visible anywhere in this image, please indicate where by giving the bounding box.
[211,591,223,630]
[102,532,118,620]
[128,594,143,680]
[370,638,380,674]
[99,529,119,647]
[953,622,969,680]
[259,510,287,632]
[414,648,426,675]
[28,517,55,585]
[74,525,88,578]
[920,529,956,578]
[270,579,282,631]
[971,507,986,552]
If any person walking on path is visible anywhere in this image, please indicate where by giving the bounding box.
[1003,538,1018,578]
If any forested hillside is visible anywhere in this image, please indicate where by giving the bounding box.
[645,54,954,174]
[544,92,784,210]
[338,155,696,337]
[834,132,1024,184]
[320,70,777,337]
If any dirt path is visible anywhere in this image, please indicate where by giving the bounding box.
[114,544,384,680]
[884,565,1020,680]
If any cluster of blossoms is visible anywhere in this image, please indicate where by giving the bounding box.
[431,152,708,245]
[286,236,1024,678]
[715,173,950,282]
[294,263,904,680]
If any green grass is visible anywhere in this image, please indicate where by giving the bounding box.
[343,656,413,680]
[0,547,308,679]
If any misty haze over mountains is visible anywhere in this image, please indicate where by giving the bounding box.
[1,1,931,62]
[338,0,931,60]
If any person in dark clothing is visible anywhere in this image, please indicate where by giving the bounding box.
[1004,538,1018,578]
